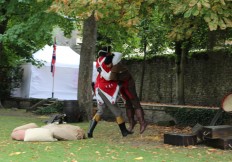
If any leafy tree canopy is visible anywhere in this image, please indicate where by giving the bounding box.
[0,0,75,66]
[157,0,232,42]
[53,0,156,55]
[0,0,75,100]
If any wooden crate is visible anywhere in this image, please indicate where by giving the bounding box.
[164,133,197,146]
[205,136,232,150]
[202,125,232,139]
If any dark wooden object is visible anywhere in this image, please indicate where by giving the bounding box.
[192,123,204,142]
[164,133,197,146]
[44,114,66,124]
[205,137,232,150]
[202,125,232,139]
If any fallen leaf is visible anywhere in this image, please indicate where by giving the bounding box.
[95,151,100,155]
[9,152,24,156]
[111,156,118,159]
[188,146,198,149]
[45,146,51,151]
[134,157,143,160]
[208,148,217,152]
[71,160,77,162]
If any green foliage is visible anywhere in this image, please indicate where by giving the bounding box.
[123,52,176,62]
[168,109,231,126]
[0,66,23,100]
[34,101,63,115]
[0,0,75,66]
[155,0,232,47]
[137,4,172,57]
[97,21,141,55]
[188,48,232,59]
[168,0,232,31]
[53,0,232,59]
[96,2,173,58]
[0,0,75,100]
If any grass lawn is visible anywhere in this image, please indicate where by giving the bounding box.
[0,108,232,162]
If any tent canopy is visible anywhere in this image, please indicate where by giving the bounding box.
[12,45,97,100]
[33,44,80,67]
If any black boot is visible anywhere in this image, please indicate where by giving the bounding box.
[126,108,137,132]
[118,122,133,137]
[87,120,98,138]
[135,108,147,134]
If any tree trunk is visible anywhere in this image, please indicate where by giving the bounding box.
[0,8,8,105]
[175,41,191,105]
[0,7,7,60]
[78,12,97,121]
[139,40,147,100]
[175,41,185,104]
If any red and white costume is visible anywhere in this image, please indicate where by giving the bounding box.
[100,52,123,81]
[95,56,119,105]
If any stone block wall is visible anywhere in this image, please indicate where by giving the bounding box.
[124,51,232,107]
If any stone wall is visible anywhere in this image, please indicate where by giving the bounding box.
[3,51,232,124]
[52,28,232,107]
[124,51,232,107]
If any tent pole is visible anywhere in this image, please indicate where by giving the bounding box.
[52,75,54,98]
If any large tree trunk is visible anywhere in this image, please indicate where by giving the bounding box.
[0,7,8,61]
[175,41,185,105]
[175,41,191,105]
[0,8,8,106]
[0,9,8,60]
[78,13,97,121]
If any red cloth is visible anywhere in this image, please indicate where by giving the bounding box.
[95,56,118,97]
[119,80,133,100]
[51,41,56,77]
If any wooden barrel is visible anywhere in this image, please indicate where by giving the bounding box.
[63,100,80,123]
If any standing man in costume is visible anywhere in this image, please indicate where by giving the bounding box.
[100,52,147,134]
[87,46,133,138]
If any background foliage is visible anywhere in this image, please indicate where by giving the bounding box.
[0,0,75,101]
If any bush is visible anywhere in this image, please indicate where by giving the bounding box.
[0,66,23,99]
[34,102,63,115]
[168,109,231,126]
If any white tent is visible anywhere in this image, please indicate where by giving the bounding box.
[12,45,97,100]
